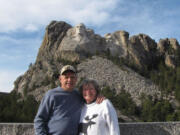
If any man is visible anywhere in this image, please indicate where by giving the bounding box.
[34,65,82,135]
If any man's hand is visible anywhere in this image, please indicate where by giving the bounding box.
[96,95,105,104]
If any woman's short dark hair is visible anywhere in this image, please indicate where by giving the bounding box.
[79,78,100,96]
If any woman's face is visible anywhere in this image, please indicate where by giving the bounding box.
[82,83,97,104]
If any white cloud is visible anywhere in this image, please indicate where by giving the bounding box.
[0,0,179,42]
[0,70,24,93]
[24,24,39,32]
[0,0,118,32]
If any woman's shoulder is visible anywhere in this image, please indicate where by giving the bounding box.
[101,99,113,107]
[103,99,111,103]
[101,99,117,114]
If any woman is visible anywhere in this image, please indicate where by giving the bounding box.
[78,79,120,135]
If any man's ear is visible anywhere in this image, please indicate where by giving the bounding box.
[59,75,61,82]
[59,75,62,86]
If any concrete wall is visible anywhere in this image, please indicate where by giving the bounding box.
[0,123,34,135]
[120,122,180,135]
[0,122,180,135]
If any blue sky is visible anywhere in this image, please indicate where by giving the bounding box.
[0,0,180,93]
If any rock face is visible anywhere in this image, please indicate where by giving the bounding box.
[157,38,180,68]
[36,21,72,62]
[129,34,157,69]
[58,23,106,61]
[105,31,129,57]
[13,21,180,105]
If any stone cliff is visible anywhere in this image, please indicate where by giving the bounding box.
[12,20,180,113]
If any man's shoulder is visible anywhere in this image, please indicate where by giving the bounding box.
[46,87,61,96]
[72,88,80,94]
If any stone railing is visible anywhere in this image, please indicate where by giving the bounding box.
[0,122,180,135]
[120,122,180,135]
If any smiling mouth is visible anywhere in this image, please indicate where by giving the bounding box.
[85,95,93,97]
[66,83,73,86]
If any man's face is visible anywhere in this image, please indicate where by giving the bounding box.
[59,71,77,91]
